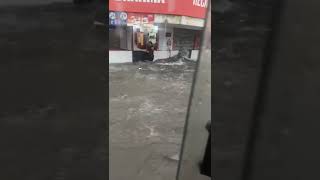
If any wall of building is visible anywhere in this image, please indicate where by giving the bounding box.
[108,13,205,63]
[155,14,205,28]
[109,51,132,63]
[157,24,174,51]
[190,50,200,61]
[180,16,205,27]
[154,50,179,60]
[109,50,199,63]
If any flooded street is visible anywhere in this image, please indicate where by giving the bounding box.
[109,62,195,180]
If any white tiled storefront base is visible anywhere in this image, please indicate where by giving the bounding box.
[154,50,179,60]
[109,50,199,63]
[154,50,199,61]
[190,50,200,61]
[109,51,132,63]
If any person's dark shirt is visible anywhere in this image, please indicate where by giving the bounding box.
[146,42,154,55]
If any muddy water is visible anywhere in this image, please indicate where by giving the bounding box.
[109,62,196,180]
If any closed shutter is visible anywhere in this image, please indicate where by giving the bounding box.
[173,28,196,51]
[109,28,121,50]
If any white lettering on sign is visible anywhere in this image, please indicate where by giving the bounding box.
[193,0,208,8]
[115,0,165,3]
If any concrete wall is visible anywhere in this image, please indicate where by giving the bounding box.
[155,14,205,28]
[109,50,199,63]
[157,24,174,51]
[190,50,199,61]
[109,51,132,63]
[154,50,199,61]
[154,50,179,60]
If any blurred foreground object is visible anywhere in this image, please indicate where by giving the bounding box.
[177,1,211,180]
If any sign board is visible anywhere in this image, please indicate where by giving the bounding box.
[109,0,208,19]
[109,11,128,26]
[127,13,154,26]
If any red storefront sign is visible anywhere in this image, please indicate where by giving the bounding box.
[127,13,154,25]
[109,0,208,19]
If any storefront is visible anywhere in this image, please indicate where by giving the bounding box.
[109,0,208,63]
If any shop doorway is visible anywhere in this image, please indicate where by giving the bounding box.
[109,26,132,50]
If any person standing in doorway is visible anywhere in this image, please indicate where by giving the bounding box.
[146,41,154,61]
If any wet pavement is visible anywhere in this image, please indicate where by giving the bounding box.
[0,2,107,180]
[109,62,196,180]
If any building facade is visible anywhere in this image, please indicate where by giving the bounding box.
[109,0,208,63]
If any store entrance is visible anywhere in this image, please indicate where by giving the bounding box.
[109,26,132,50]
[132,24,159,62]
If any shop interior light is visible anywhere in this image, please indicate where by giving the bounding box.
[154,26,159,31]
